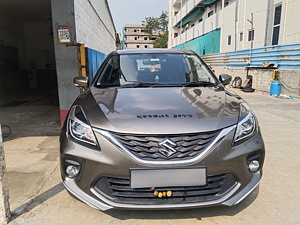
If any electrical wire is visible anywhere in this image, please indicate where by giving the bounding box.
[279,76,299,90]
[278,76,300,95]
[1,125,11,138]
[280,83,300,94]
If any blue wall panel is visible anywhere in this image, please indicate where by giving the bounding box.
[87,48,106,82]
[201,42,300,70]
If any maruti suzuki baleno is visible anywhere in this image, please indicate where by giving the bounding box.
[60,49,265,211]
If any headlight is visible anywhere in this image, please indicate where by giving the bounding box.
[67,105,99,148]
[234,103,257,143]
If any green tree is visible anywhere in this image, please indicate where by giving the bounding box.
[152,32,168,48]
[144,17,160,36]
[158,11,168,32]
[144,11,168,48]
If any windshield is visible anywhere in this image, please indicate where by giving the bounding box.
[95,53,217,88]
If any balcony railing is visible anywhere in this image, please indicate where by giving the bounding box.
[171,11,221,48]
[125,40,153,44]
[172,0,205,27]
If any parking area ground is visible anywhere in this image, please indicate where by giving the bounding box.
[1,89,300,225]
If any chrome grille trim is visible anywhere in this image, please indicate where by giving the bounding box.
[93,125,236,166]
[112,131,220,161]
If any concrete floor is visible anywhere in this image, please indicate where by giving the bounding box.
[0,88,60,141]
[1,90,300,225]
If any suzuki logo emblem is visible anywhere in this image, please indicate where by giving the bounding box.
[158,139,177,157]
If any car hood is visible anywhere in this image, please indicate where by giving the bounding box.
[80,86,241,134]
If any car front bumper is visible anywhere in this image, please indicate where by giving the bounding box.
[60,125,265,211]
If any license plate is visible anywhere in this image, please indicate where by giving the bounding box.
[130,167,206,188]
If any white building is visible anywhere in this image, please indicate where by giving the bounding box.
[122,24,160,49]
[168,0,300,54]
[168,0,300,98]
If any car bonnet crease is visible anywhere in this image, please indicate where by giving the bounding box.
[79,85,241,134]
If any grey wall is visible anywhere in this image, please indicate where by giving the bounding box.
[51,0,80,118]
[74,0,116,54]
[51,0,117,122]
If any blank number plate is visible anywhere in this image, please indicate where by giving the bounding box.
[130,167,206,188]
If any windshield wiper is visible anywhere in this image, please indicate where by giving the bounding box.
[183,81,215,87]
[120,82,157,88]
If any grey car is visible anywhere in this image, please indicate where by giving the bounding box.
[60,49,265,211]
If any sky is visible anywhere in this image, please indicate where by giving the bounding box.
[107,0,168,34]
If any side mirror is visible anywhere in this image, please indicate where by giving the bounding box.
[219,74,232,86]
[73,76,88,88]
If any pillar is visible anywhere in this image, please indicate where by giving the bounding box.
[0,126,11,224]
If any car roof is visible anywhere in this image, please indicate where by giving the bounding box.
[114,48,196,55]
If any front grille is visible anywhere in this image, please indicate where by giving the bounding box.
[112,130,220,161]
[93,174,237,205]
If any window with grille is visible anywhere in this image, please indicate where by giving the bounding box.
[272,4,282,45]
[228,35,232,45]
[248,29,254,41]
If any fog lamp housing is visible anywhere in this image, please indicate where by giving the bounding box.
[248,160,260,173]
[64,158,82,178]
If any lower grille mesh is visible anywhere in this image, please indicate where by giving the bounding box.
[93,173,237,205]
